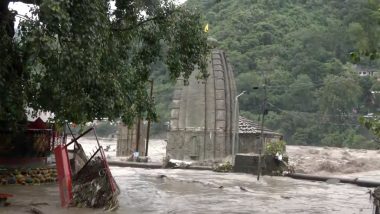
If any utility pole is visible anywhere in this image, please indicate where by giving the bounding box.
[232,91,246,164]
[257,82,267,181]
[204,79,207,160]
[136,117,141,154]
[145,80,153,156]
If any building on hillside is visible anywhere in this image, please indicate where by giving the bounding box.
[238,116,283,154]
[358,70,375,77]
[353,64,377,77]
[166,49,238,162]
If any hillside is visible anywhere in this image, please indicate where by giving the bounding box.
[152,0,380,148]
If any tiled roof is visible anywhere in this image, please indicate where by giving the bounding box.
[239,116,281,136]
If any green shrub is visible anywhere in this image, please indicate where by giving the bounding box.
[265,140,286,156]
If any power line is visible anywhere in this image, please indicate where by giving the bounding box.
[267,103,361,127]
[251,78,363,90]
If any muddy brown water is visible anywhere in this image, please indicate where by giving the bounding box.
[1,167,377,214]
[2,139,380,213]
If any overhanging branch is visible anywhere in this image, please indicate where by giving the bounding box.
[10,0,41,5]
[112,9,180,32]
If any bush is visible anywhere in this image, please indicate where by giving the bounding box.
[265,140,286,155]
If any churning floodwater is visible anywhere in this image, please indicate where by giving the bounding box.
[2,139,379,213]
[2,166,376,214]
[112,167,377,214]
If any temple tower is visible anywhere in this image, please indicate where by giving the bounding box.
[166,49,238,162]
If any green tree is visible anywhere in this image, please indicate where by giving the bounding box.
[346,0,380,61]
[1,0,209,125]
[283,74,315,112]
[185,0,380,148]
[317,73,361,119]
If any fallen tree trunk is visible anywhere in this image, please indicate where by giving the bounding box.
[285,173,380,188]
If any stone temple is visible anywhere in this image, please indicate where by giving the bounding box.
[116,49,283,162]
[166,49,238,162]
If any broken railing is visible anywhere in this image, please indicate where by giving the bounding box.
[54,124,119,210]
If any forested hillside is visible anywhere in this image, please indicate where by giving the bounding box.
[152,0,380,148]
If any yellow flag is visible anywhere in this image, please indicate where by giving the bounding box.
[204,24,209,33]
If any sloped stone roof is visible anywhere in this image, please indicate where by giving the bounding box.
[239,116,282,136]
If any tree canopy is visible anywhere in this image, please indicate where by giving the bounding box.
[165,0,380,149]
[0,0,208,125]
[4,0,380,149]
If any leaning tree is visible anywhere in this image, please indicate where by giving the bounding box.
[0,0,208,125]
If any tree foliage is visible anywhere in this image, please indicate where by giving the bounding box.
[179,0,380,148]
[1,0,209,125]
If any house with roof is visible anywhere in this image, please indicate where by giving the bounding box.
[238,116,283,154]
[0,109,59,166]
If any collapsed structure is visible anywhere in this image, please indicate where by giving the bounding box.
[55,126,119,209]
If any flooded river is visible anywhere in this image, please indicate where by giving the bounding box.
[2,139,379,213]
[2,167,377,214]
[113,167,376,214]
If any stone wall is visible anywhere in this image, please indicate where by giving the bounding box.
[116,120,146,157]
[238,133,282,154]
[233,154,288,175]
[238,133,260,154]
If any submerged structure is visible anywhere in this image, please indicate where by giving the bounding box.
[116,120,146,157]
[238,116,283,154]
[166,49,238,162]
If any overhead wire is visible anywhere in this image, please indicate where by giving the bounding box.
[267,102,362,127]
[249,77,363,90]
